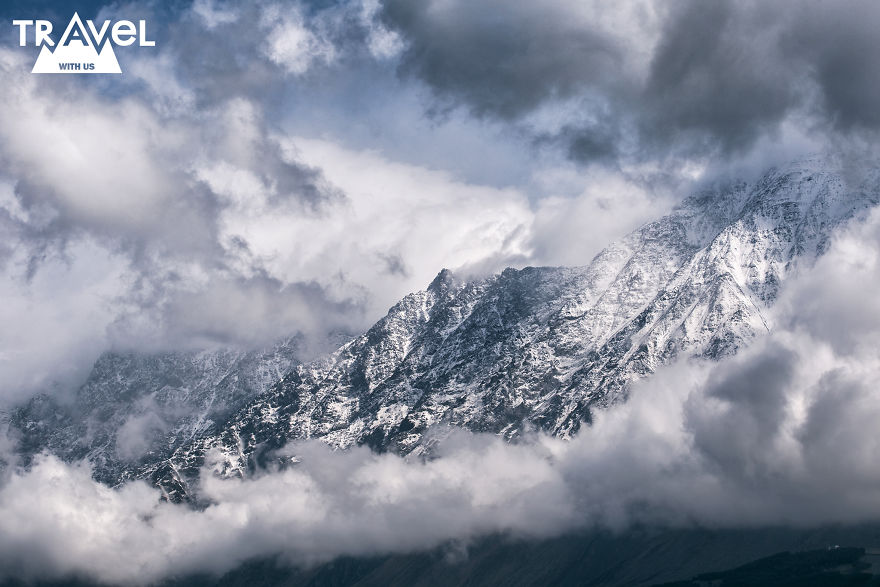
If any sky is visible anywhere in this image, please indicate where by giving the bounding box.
[3,1,880,581]
[3,0,879,403]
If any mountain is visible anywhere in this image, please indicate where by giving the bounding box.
[143,156,878,497]
[5,156,879,501]
[159,528,880,587]
[4,338,303,487]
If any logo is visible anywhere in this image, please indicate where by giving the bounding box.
[12,13,155,74]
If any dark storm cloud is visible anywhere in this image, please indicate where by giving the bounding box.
[380,0,880,162]
[686,346,798,476]
[784,1,880,132]
[380,0,630,120]
[640,1,799,155]
[557,123,622,164]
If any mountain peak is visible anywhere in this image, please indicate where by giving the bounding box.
[427,268,457,293]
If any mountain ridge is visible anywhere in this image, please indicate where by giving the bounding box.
[5,156,878,502]
[142,156,879,498]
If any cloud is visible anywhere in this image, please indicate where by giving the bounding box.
[280,137,533,309]
[785,1,880,133]
[0,47,349,396]
[260,3,337,75]
[772,189,880,355]
[528,164,671,267]
[380,0,651,120]
[191,0,238,30]
[640,1,800,153]
[0,438,578,584]
[380,0,880,163]
[115,402,170,461]
[555,207,880,529]
[0,237,128,403]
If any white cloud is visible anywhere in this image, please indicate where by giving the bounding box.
[0,438,577,584]
[360,0,405,59]
[260,137,534,314]
[192,0,239,30]
[261,3,336,75]
[0,239,128,402]
[0,56,177,235]
[529,164,671,266]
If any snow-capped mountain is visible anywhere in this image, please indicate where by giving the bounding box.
[6,157,878,500]
[144,156,879,497]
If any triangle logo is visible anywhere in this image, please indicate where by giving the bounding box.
[31,13,122,74]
